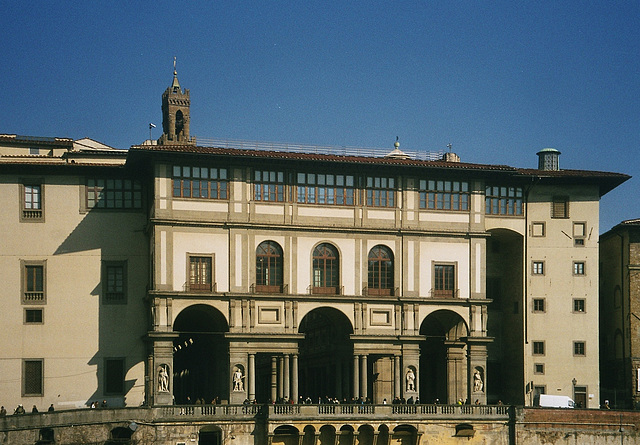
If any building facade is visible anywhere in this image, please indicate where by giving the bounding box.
[0,73,629,415]
[600,219,640,409]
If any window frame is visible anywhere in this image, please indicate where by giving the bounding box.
[172,165,229,200]
[20,180,44,222]
[551,196,569,219]
[85,178,143,211]
[255,240,284,293]
[187,254,214,292]
[24,308,44,324]
[312,243,340,294]
[419,179,469,211]
[533,298,546,313]
[21,260,46,304]
[102,261,128,304]
[432,262,457,298]
[22,359,44,397]
[532,341,545,356]
[485,185,523,216]
[366,176,396,208]
[104,358,125,395]
[532,261,545,275]
[534,363,545,375]
[296,172,355,206]
[531,222,546,237]
[573,222,586,246]
[367,245,394,296]
[573,341,586,356]
[573,298,586,313]
[254,170,286,202]
[573,261,586,276]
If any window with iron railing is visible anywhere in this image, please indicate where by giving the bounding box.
[103,261,127,304]
[22,262,45,304]
[21,182,43,221]
[189,256,213,292]
[367,245,394,296]
[312,243,339,294]
[433,264,456,298]
[256,241,283,293]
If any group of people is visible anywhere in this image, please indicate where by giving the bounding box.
[0,404,55,416]
[89,400,108,409]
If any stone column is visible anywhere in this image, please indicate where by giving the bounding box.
[278,356,284,400]
[284,354,291,400]
[445,341,466,404]
[271,356,277,403]
[292,354,299,403]
[249,353,256,401]
[394,355,401,399]
[361,355,368,399]
[335,360,342,400]
[353,355,360,399]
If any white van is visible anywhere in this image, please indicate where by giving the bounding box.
[534,394,576,408]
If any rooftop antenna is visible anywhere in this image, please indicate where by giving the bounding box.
[447,143,452,152]
[149,123,156,142]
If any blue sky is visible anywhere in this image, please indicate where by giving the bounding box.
[1,1,638,231]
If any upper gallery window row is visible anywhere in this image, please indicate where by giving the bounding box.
[171,164,523,215]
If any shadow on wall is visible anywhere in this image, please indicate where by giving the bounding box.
[54,207,149,408]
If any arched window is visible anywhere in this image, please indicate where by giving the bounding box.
[175,110,184,137]
[256,241,283,293]
[368,245,394,296]
[313,243,339,294]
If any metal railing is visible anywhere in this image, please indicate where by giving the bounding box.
[195,137,445,161]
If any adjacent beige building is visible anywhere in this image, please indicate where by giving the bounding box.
[0,72,629,413]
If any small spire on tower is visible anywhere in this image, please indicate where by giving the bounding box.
[171,56,180,91]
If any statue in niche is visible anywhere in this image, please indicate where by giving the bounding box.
[233,367,244,391]
[158,364,169,392]
[406,368,416,392]
[473,369,484,393]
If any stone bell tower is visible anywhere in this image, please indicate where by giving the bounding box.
[158,58,195,145]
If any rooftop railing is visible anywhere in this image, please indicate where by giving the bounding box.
[195,137,445,161]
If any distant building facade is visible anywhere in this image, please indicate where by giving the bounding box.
[0,73,629,413]
[600,219,640,408]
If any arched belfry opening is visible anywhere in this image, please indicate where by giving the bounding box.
[159,59,194,145]
[299,307,353,401]
[173,304,229,404]
[419,310,468,404]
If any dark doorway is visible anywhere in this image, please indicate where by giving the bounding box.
[199,426,222,445]
[574,386,587,408]
[173,305,229,404]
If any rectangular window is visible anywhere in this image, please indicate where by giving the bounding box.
[534,363,545,375]
[533,341,545,356]
[419,180,469,211]
[366,176,395,207]
[25,308,44,324]
[172,166,228,200]
[296,173,355,205]
[254,170,285,202]
[21,182,44,221]
[433,264,456,298]
[23,359,43,396]
[533,298,545,312]
[86,178,142,209]
[531,222,545,237]
[103,261,127,304]
[189,256,213,292]
[574,341,586,356]
[532,261,544,275]
[22,261,46,304]
[552,197,569,218]
[573,299,586,313]
[485,185,523,216]
[573,261,585,275]
[105,358,125,395]
[573,222,586,246]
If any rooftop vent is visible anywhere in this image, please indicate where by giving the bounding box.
[537,148,561,171]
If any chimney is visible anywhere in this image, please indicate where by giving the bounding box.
[536,148,561,171]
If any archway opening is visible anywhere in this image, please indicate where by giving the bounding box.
[419,310,468,404]
[173,304,229,404]
[299,307,353,401]
[199,425,222,445]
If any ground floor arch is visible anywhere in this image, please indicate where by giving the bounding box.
[419,310,469,404]
[299,307,354,402]
[173,304,229,404]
